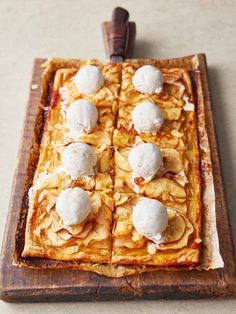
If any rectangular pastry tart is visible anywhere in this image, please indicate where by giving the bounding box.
[112,62,201,266]
[17,57,219,276]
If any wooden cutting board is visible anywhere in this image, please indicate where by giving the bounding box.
[0,55,235,302]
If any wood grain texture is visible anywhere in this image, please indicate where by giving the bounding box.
[109,7,129,58]
[102,21,136,59]
[0,55,235,302]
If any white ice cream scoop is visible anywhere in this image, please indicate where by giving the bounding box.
[132,65,163,94]
[61,142,97,179]
[131,100,164,134]
[128,143,163,181]
[74,65,104,95]
[132,197,168,244]
[56,187,91,226]
[67,99,98,139]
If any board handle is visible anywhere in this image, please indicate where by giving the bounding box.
[109,7,129,59]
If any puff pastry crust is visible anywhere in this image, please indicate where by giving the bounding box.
[20,58,203,275]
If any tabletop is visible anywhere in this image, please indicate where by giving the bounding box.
[0,0,235,313]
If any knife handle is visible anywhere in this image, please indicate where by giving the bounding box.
[109,7,129,58]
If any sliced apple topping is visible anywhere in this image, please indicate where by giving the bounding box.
[144,178,186,202]
[82,224,109,246]
[161,148,183,174]
[164,201,187,213]
[132,230,145,248]
[164,209,186,243]
[37,189,58,212]
[99,149,112,173]
[113,219,133,236]
[98,191,114,209]
[113,205,132,236]
[113,192,130,206]
[79,131,111,151]
[38,215,53,230]
[115,148,132,172]
[57,230,72,241]
[90,192,102,215]
[73,222,93,239]
[113,128,135,147]
[162,108,182,120]
[159,213,194,250]
[95,174,113,190]
[113,234,137,249]
[43,228,67,247]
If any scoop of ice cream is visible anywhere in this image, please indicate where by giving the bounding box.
[132,197,168,244]
[128,143,163,181]
[131,101,164,134]
[67,99,98,139]
[56,187,91,226]
[74,65,104,95]
[132,65,163,94]
[61,142,97,179]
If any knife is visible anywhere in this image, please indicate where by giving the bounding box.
[109,7,130,63]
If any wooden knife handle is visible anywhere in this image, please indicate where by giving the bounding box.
[109,7,129,58]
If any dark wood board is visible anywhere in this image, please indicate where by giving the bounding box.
[0,55,236,302]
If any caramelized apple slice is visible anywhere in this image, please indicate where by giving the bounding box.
[162,108,182,121]
[113,219,133,236]
[90,193,102,215]
[164,209,186,243]
[113,128,135,147]
[115,148,132,172]
[114,192,130,206]
[144,178,186,201]
[113,234,135,249]
[164,201,187,213]
[113,205,132,236]
[161,148,183,174]
[57,230,72,241]
[98,191,114,209]
[159,214,194,250]
[99,150,111,173]
[132,230,145,247]
[82,224,109,246]
[43,229,66,247]
[38,215,53,229]
[79,131,111,150]
[73,222,93,239]
[95,174,113,190]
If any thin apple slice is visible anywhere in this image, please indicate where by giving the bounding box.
[73,222,93,239]
[159,214,194,250]
[113,234,135,249]
[90,193,102,215]
[164,209,186,243]
[160,148,183,174]
[79,131,111,150]
[115,148,132,172]
[144,178,186,200]
[113,218,133,236]
[82,224,109,246]
[99,150,111,173]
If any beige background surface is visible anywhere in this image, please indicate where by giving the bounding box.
[0,0,235,312]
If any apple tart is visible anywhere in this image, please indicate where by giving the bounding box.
[21,58,204,274]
